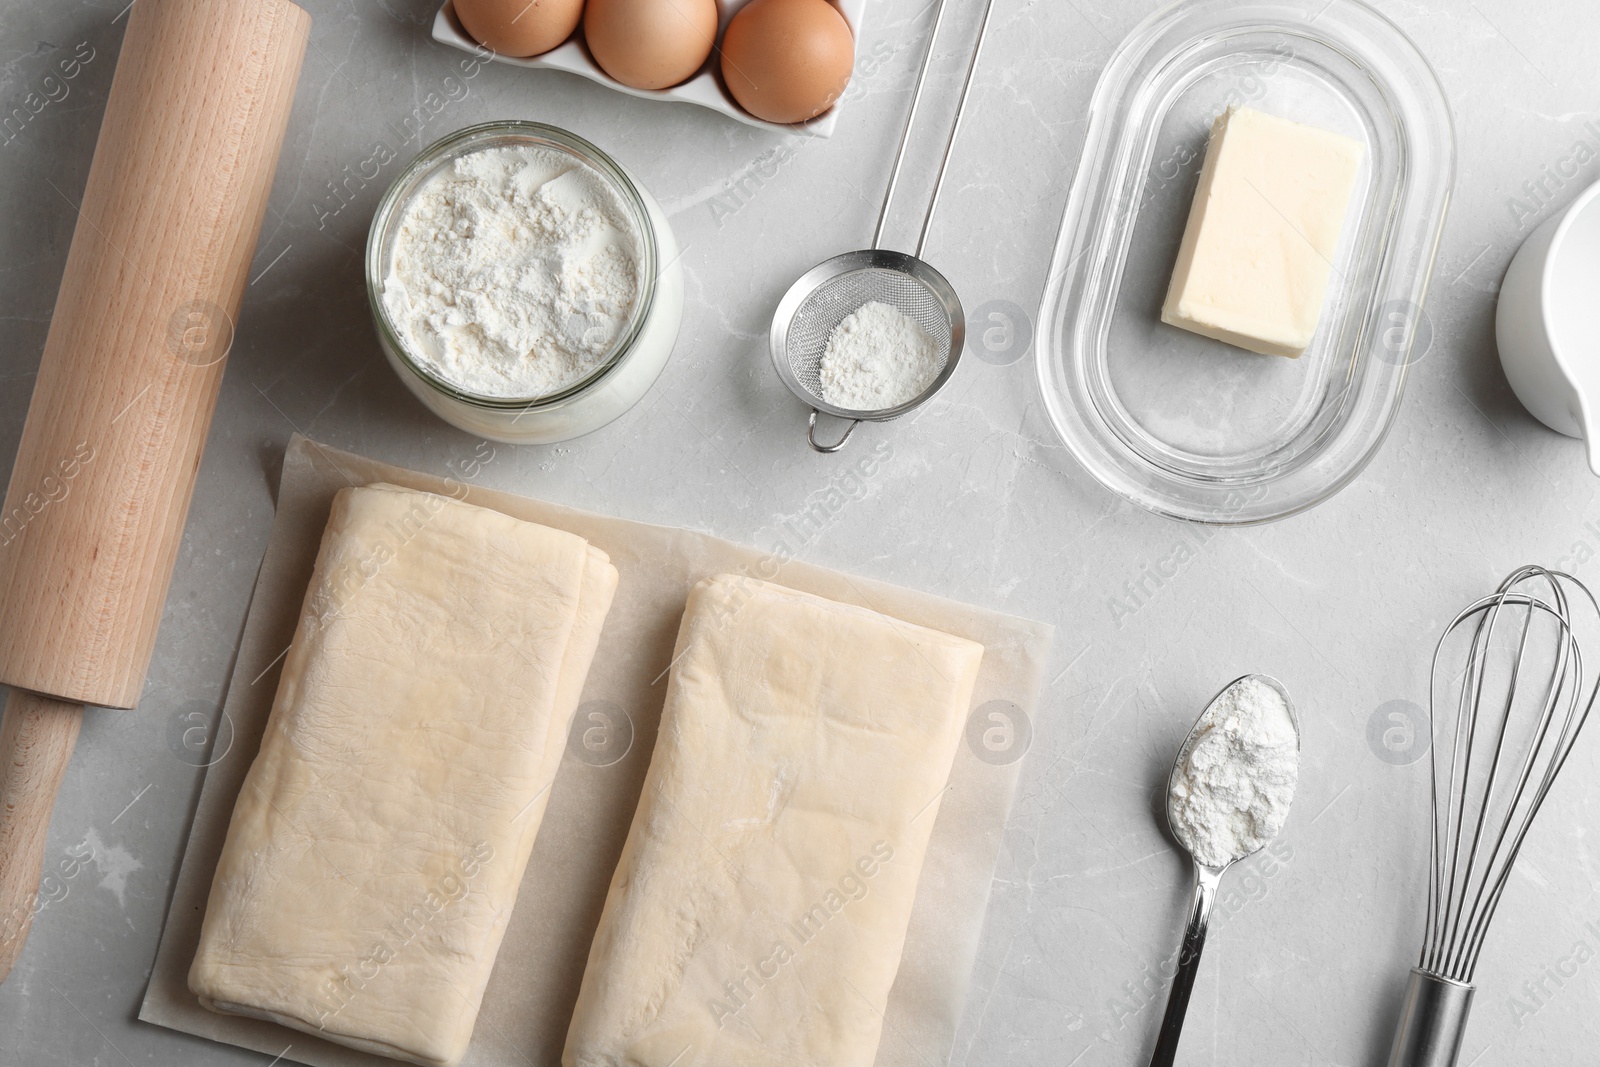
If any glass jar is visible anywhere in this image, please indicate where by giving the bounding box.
[366,120,683,444]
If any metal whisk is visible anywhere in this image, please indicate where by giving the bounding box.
[1389,566,1600,1067]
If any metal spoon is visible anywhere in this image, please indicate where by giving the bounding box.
[1148,674,1301,1067]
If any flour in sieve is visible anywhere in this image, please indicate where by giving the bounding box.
[1168,677,1299,868]
[382,144,642,399]
[819,301,943,410]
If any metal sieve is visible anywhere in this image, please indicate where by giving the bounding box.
[770,0,996,453]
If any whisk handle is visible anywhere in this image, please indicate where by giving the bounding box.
[1387,969,1474,1067]
[1147,864,1222,1067]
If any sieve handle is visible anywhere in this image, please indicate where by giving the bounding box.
[917,0,1000,258]
[871,0,1000,256]
[871,0,950,251]
[808,411,861,453]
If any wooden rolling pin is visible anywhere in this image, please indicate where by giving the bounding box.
[0,0,308,981]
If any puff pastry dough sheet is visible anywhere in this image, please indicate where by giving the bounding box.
[564,575,984,1067]
[189,484,618,1067]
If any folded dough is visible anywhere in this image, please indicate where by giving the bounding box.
[563,575,984,1067]
[190,484,618,1067]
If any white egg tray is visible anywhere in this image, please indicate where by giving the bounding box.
[431,0,866,138]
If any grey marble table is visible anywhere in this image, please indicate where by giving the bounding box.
[3,0,1599,1064]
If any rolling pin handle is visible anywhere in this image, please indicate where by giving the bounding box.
[0,689,84,982]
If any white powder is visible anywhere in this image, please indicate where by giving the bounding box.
[819,301,943,410]
[382,144,642,399]
[1168,676,1299,869]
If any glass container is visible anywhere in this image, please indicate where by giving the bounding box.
[1036,0,1454,524]
[367,120,683,445]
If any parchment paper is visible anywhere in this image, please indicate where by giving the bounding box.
[140,435,1053,1067]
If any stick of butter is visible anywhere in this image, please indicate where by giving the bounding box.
[1161,105,1364,358]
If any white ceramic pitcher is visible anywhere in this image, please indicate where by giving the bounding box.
[1497,179,1600,473]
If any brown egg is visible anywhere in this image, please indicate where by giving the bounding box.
[721,0,854,125]
[455,0,584,58]
[584,0,719,91]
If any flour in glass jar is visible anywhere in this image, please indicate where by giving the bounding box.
[382,144,643,399]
